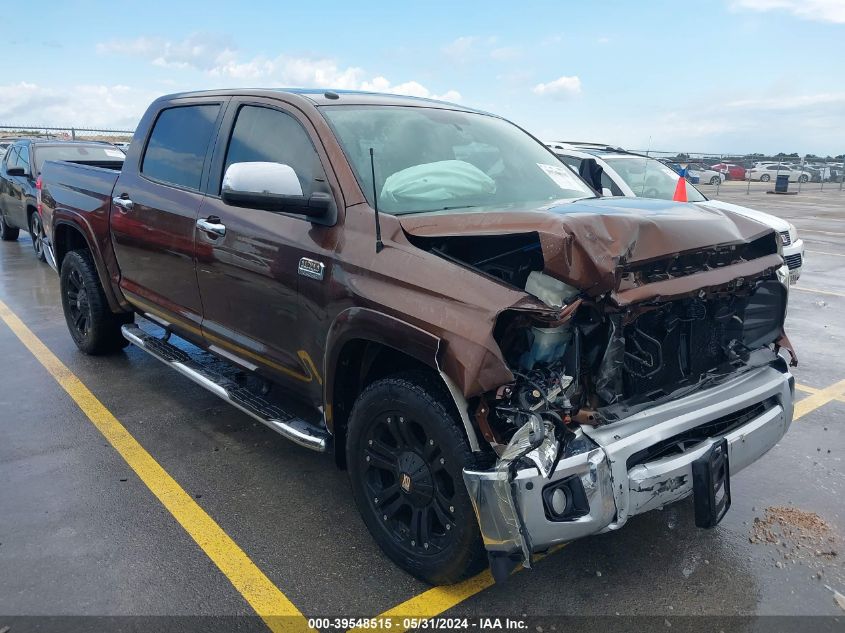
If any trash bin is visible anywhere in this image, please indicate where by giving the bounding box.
[775,174,789,193]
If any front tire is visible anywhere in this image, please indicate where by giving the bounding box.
[709,176,720,185]
[29,211,46,262]
[60,250,132,355]
[0,214,19,241]
[760,174,771,182]
[346,373,486,585]
[798,175,808,183]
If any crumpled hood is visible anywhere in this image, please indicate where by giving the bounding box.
[697,199,791,233]
[399,197,776,296]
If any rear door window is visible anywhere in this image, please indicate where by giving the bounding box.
[142,104,221,190]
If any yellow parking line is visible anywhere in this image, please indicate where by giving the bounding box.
[358,545,567,633]
[795,383,819,394]
[794,379,845,420]
[0,299,311,633]
[790,286,845,298]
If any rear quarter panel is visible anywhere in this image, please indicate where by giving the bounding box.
[40,161,128,310]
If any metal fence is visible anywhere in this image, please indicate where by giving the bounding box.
[2,124,843,195]
[0,124,134,143]
[635,150,845,195]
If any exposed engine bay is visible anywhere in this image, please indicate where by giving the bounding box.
[408,230,793,451]
[401,203,797,579]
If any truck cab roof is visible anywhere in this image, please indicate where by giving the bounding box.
[156,87,487,113]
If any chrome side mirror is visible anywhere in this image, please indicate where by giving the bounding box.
[221,162,331,218]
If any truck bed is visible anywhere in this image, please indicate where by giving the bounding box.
[39,160,121,273]
[41,160,120,224]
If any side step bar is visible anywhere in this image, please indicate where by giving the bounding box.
[121,324,331,453]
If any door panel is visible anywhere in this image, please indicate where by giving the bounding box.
[196,101,338,398]
[195,195,322,387]
[111,169,206,329]
[2,146,28,228]
[110,101,223,332]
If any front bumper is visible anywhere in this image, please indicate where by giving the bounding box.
[463,358,794,562]
[783,239,804,283]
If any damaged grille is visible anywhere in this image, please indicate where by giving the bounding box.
[626,400,774,469]
[623,234,778,285]
[622,298,740,400]
[595,280,786,408]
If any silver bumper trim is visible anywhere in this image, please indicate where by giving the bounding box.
[463,363,793,560]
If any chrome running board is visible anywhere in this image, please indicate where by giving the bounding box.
[121,324,330,452]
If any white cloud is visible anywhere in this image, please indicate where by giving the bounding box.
[98,33,460,103]
[442,36,479,62]
[532,75,582,99]
[0,82,155,129]
[729,0,845,23]
[597,36,611,44]
[442,36,520,63]
[211,55,366,89]
[359,77,461,102]
[98,33,237,70]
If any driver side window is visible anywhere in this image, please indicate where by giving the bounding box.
[223,105,325,196]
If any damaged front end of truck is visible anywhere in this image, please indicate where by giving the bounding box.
[400,198,797,581]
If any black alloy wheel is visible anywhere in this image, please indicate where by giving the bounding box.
[361,412,458,557]
[64,265,92,341]
[347,373,486,585]
[29,211,45,261]
[59,250,131,355]
[0,214,19,241]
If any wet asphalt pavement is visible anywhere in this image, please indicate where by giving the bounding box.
[0,185,843,624]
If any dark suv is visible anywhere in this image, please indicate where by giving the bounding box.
[0,140,125,260]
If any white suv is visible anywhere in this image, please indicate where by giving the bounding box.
[548,142,804,283]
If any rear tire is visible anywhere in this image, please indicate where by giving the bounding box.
[0,214,19,241]
[29,211,46,262]
[709,176,720,185]
[60,249,132,355]
[346,372,487,585]
[798,175,808,183]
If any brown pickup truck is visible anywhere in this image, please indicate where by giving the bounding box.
[39,89,797,585]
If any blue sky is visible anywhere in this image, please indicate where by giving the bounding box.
[4,0,844,154]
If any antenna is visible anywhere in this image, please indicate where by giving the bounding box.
[369,147,384,253]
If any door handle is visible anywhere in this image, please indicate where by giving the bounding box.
[196,217,226,237]
[112,195,134,212]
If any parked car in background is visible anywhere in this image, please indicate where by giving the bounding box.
[660,161,724,186]
[747,164,811,183]
[710,162,748,180]
[0,140,125,259]
[549,142,804,283]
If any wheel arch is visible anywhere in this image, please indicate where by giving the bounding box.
[53,220,128,314]
[324,308,482,468]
